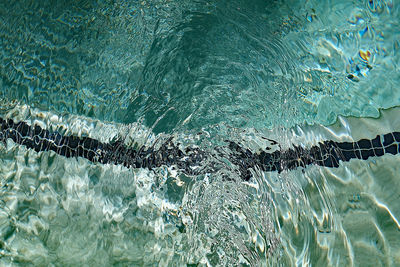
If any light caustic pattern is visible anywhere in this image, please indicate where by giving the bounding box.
[0,0,400,266]
[1,106,400,266]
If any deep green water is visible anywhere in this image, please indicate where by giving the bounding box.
[1,0,400,266]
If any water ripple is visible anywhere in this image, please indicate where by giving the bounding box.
[1,0,400,266]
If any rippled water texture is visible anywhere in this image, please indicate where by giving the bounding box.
[1,0,400,266]
[1,0,399,133]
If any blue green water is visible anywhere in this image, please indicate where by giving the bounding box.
[0,0,400,266]
[2,0,399,134]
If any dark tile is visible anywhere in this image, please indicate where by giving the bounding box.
[371,135,382,148]
[374,148,384,156]
[393,132,400,142]
[68,136,79,149]
[341,150,357,161]
[385,144,398,155]
[360,149,374,160]
[358,139,371,149]
[383,133,394,146]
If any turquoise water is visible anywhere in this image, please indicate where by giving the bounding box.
[0,0,400,266]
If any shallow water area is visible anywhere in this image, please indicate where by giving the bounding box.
[0,0,400,266]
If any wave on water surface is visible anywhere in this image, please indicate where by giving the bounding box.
[0,0,400,266]
[1,104,400,266]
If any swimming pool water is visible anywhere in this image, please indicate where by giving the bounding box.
[0,0,400,266]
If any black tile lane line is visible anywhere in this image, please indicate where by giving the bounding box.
[1,117,400,181]
[0,117,207,176]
